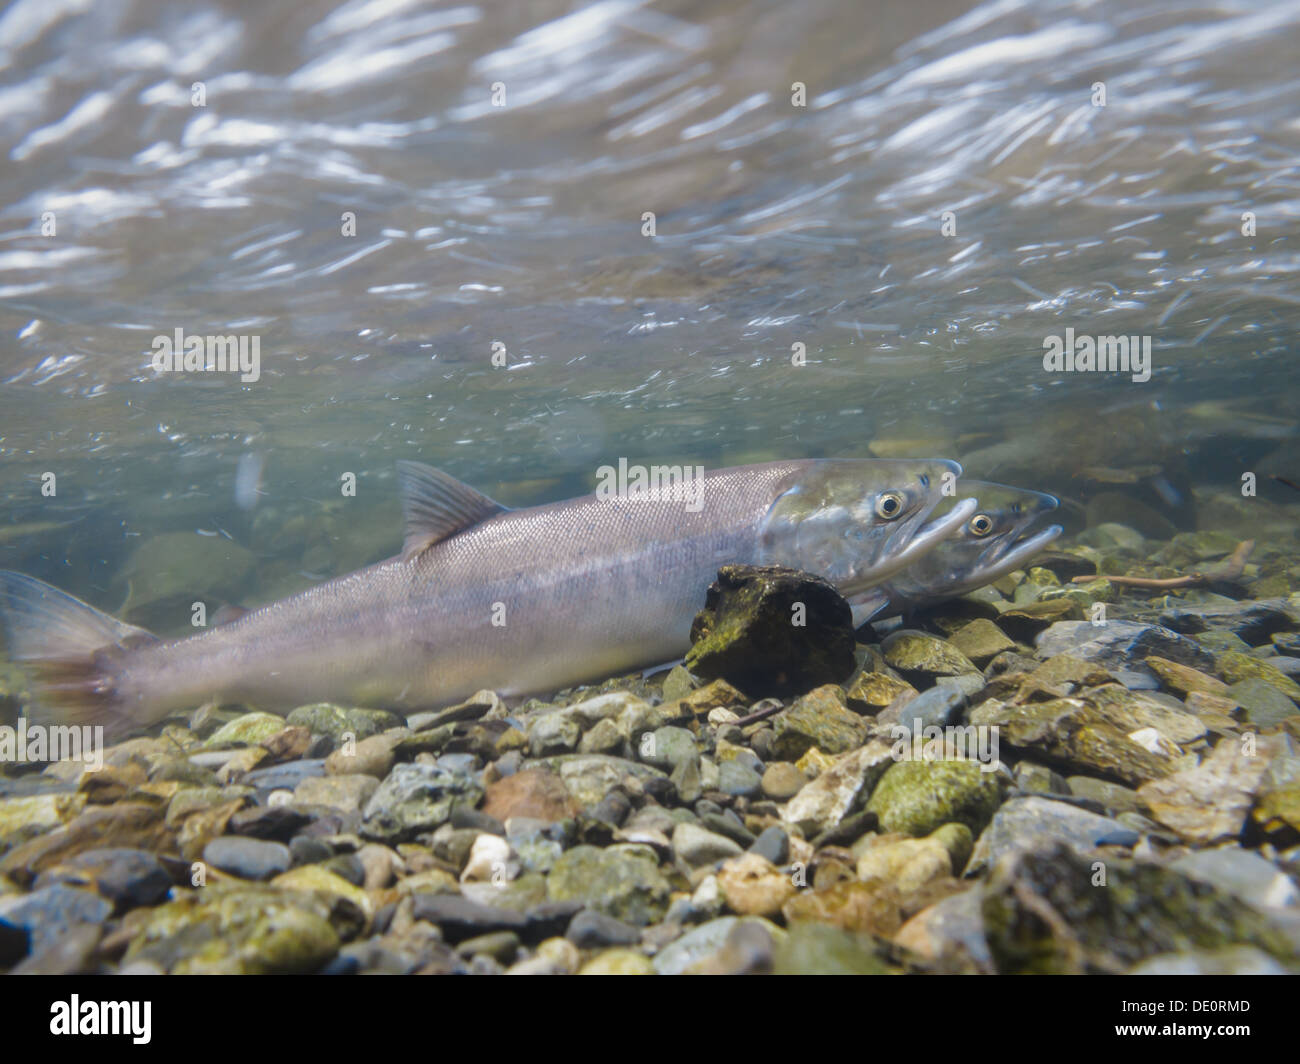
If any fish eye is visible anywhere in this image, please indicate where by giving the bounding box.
[875,492,904,520]
[968,513,994,537]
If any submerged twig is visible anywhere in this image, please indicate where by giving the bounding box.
[1071,538,1255,589]
[731,698,785,727]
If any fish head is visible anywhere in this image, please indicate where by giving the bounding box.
[890,480,1063,599]
[757,458,977,595]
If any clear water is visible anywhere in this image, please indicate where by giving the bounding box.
[1,0,1297,630]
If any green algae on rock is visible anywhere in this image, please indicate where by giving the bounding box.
[881,630,981,680]
[286,704,406,744]
[546,844,671,926]
[970,697,1174,786]
[686,565,856,698]
[770,685,868,761]
[982,844,1300,974]
[866,758,1002,838]
[123,887,342,974]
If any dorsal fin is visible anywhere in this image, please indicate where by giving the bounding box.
[397,460,508,561]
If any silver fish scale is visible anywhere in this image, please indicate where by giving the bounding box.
[113,462,807,717]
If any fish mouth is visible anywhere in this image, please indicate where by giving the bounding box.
[858,496,980,590]
[963,522,1064,591]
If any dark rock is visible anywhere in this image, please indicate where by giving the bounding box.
[228,805,314,841]
[202,837,292,881]
[321,853,366,887]
[890,685,967,734]
[0,885,112,956]
[242,760,327,792]
[33,847,172,912]
[810,810,878,849]
[1158,599,1299,645]
[10,923,102,975]
[0,917,30,965]
[289,836,333,866]
[641,777,677,805]
[589,790,633,829]
[449,807,506,835]
[567,908,642,948]
[522,899,583,940]
[318,953,362,976]
[749,825,791,865]
[1031,552,1098,582]
[686,565,856,698]
[410,893,527,943]
[700,810,757,848]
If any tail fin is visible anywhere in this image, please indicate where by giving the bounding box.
[0,571,155,731]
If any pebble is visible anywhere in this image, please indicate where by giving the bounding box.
[760,762,806,801]
[482,769,575,823]
[716,852,796,917]
[409,893,527,942]
[294,773,379,813]
[0,885,112,956]
[671,823,743,867]
[33,847,172,911]
[966,796,1140,873]
[566,908,642,948]
[748,825,790,865]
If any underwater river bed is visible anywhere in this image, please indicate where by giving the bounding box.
[0,0,1299,984]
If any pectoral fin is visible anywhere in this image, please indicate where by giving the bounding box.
[397,460,509,560]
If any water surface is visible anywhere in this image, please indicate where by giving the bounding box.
[1,0,1297,620]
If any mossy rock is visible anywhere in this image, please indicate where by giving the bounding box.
[686,565,855,698]
[286,704,405,744]
[1216,652,1300,703]
[771,686,868,761]
[546,845,671,926]
[204,712,287,749]
[866,759,1002,838]
[123,887,340,974]
[983,844,1300,974]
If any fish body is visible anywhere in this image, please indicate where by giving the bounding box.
[1,458,976,733]
[851,480,1062,623]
